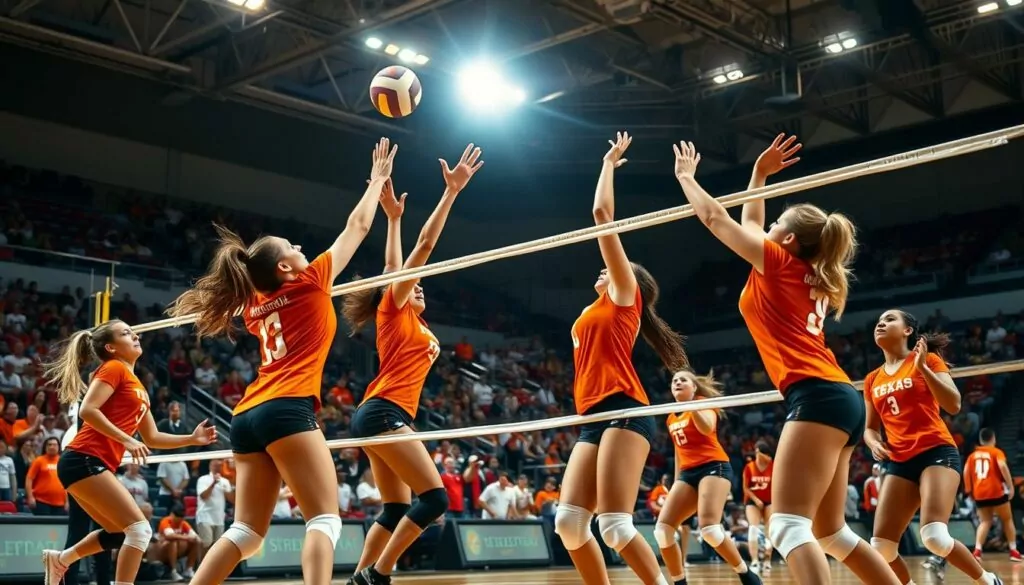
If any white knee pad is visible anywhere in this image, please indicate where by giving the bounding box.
[123,520,152,552]
[748,526,761,547]
[817,525,860,561]
[700,524,727,548]
[306,514,342,548]
[870,537,900,563]
[654,522,677,549]
[223,522,264,560]
[920,522,955,558]
[597,513,638,552]
[554,504,594,551]
[768,513,815,560]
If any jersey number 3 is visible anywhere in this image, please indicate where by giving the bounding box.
[806,288,829,335]
[258,311,288,366]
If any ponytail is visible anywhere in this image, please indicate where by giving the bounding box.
[676,367,725,418]
[896,309,951,358]
[167,225,270,340]
[815,212,857,319]
[632,263,688,371]
[43,330,95,405]
[341,279,387,335]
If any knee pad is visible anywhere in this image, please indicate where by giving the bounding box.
[920,522,955,558]
[122,520,152,552]
[870,537,899,563]
[768,513,814,560]
[554,504,594,551]
[223,522,263,560]
[597,513,638,552]
[98,530,126,550]
[747,526,761,547]
[653,522,677,549]
[306,514,342,548]
[700,524,727,548]
[817,525,860,561]
[375,503,411,532]
[407,488,449,529]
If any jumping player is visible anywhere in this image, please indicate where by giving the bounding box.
[965,428,1019,563]
[673,135,900,584]
[166,137,397,585]
[656,369,761,585]
[341,144,484,585]
[41,320,216,585]
[743,440,775,573]
[864,309,1002,584]
[554,132,688,585]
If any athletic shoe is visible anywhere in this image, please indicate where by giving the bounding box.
[991,574,1004,585]
[738,568,763,585]
[169,570,184,581]
[352,567,391,585]
[1010,549,1022,562]
[182,567,195,579]
[749,561,761,574]
[42,550,67,585]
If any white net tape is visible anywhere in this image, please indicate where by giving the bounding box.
[120,122,1024,465]
[137,358,1024,464]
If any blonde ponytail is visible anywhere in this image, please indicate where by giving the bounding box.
[43,330,96,405]
[815,213,857,319]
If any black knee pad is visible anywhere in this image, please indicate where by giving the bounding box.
[375,503,411,532]
[407,488,449,529]
[98,530,126,550]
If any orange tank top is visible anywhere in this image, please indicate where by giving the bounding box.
[668,409,728,470]
[235,252,336,415]
[571,289,646,414]
[361,287,440,417]
[738,240,851,393]
[743,459,773,503]
[68,360,150,471]
[864,352,955,462]
[965,446,1009,501]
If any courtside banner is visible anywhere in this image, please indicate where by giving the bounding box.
[436,519,552,569]
[0,518,68,580]
[243,520,365,575]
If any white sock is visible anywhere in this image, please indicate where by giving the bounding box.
[732,560,748,574]
[654,575,669,585]
[907,581,917,585]
[976,572,997,585]
[1011,542,1018,552]
[670,574,685,582]
[58,548,79,566]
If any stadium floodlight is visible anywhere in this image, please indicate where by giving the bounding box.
[398,48,417,63]
[457,60,527,112]
[243,0,263,8]
[384,44,400,56]
[726,69,744,81]
[825,42,843,53]
[978,2,999,12]
[713,74,727,84]
[842,38,857,49]
[365,37,383,49]
[414,54,430,65]
[1007,0,1021,6]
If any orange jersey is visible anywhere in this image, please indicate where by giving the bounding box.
[158,517,194,538]
[235,252,336,415]
[864,353,955,462]
[648,484,669,513]
[743,459,773,504]
[571,289,646,414]
[667,409,728,470]
[27,454,65,507]
[68,360,150,471]
[965,446,1009,501]
[738,240,850,393]
[362,287,440,417]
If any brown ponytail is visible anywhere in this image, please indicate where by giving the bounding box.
[897,309,951,356]
[42,321,122,405]
[784,204,858,319]
[341,279,387,335]
[676,367,725,418]
[166,225,280,340]
[632,263,688,371]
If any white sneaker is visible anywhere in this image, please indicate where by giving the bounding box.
[763,561,772,573]
[750,561,761,574]
[169,570,184,581]
[42,550,67,585]
[182,568,195,579]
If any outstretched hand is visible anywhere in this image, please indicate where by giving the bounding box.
[370,137,399,182]
[754,133,802,178]
[603,131,632,168]
[672,140,701,179]
[440,143,484,193]
[379,178,407,220]
[191,419,218,446]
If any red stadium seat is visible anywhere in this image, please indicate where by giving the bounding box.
[0,501,17,514]
[184,496,197,517]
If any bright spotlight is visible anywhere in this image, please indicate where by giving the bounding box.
[842,37,857,49]
[826,42,843,54]
[398,48,417,62]
[243,0,263,8]
[457,60,527,112]
[713,74,727,84]
[978,2,999,12]
[365,37,383,49]
[726,69,743,81]
[414,54,430,65]
[384,44,400,56]
[1008,0,1021,6]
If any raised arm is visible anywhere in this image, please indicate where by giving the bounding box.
[379,178,407,274]
[392,144,483,308]
[742,133,802,231]
[138,414,216,451]
[594,132,637,306]
[914,340,962,414]
[327,137,398,281]
[673,141,768,273]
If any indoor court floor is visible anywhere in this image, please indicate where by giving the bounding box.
[256,559,1023,584]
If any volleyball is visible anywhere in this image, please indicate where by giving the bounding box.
[369,65,422,119]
